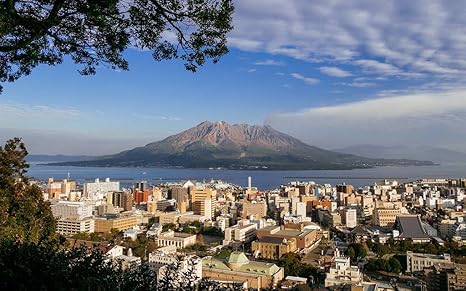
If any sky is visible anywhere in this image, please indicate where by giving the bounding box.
[1,0,466,155]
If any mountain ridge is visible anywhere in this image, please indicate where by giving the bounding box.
[48,121,435,170]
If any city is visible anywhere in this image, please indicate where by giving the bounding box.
[36,172,466,290]
[2,0,466,290]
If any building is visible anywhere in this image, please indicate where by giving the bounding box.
[56,217,95,235]
[373,207,402,227]
[133,189,151,204]
[324,248,362,288]
[83,178,119,199]
[251,237,297,260]
[256,225,317,249]
[51,201,94,220]
[157,230,196,249]
[192,198,212,219]
[46,178,77,198]
[395,215,431,243]
[111,191,133,211]
[94,214,138,233]
[242,201,267,219]
[406,251,451,273]
[345,208,357,228]
[424,263,466,291]
[223,222,257,246]
[169,187,189,213]
[202,252,284,289]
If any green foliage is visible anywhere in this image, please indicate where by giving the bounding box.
[277,253,317,282]
[365,257,403,274]
[0,242,157,290]
[346,243,367,262]
[0,0,234,93]
[0,138,58,246]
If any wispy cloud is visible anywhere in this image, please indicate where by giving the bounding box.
[231,0,466,82]
[267,89,466,148]
[0,102,80,119]
[247,69,257,73]
[254,59,285,66]
[319,66,352,77]
[132,113,182,121]
[290,73,319,85]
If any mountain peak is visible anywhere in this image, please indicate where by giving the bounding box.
[52,122,435,170]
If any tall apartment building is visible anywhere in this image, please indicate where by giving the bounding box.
[192,188,216,218]
[169,187,189,213]
[345,208,357,228]
[111,191,133,211]
[83,178,119,199]
[192,198,212,219]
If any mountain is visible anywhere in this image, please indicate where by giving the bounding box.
[27,154,96,163]
[334,144,466,164]
[49,121,434,170]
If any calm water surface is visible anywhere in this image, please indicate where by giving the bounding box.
[28,164,466,190]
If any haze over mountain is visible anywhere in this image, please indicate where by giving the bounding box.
[50,121,434,170]
[334,145,466,165]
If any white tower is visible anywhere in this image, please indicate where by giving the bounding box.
[248,176,252,190]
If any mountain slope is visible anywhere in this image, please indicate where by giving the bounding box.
[334,144,466,164]
[50,121,434,170]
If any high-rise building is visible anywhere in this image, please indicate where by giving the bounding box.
[112,191,133,212]
[192,188,216,217]
[193,198,212,219]
[83,178,119,199]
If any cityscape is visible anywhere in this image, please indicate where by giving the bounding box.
[2,0,466,290]
[27,173,466,290]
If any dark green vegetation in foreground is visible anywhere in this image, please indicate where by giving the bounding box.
[0,138,242,290]
[51,121,434,170]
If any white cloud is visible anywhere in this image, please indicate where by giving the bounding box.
[0,102,80,120]
[319,66,353,77]
[291,73,319,85]
[266,89,466,148]
[254,59,285,66]
[231,0,466,80]
[247,69,257,73]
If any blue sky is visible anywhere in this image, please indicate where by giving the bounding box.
[1,0,466,154]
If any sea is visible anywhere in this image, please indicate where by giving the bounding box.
[27,163,466,190]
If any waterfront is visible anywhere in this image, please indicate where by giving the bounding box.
[28,163,466,189]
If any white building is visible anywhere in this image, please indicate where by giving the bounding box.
[56,217,95,235]
[157,230,197,249]
[406,251,451,273]
[295,202,307,218]
[223,222,257,246]
[51,200,94,220]
[325,248,362,288]
[83,178,120,200]
[345,209,357,228]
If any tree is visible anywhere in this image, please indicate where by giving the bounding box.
[0,0,234,93]
[0,138,58,246]
[388,257,402,274]
[347,246,356,261]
